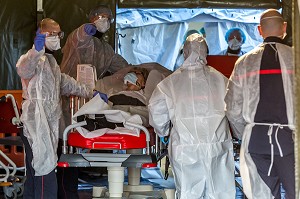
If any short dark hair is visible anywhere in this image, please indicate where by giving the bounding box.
[129,67,149,81]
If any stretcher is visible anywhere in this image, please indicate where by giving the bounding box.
[0,94,25,199]
[58,122,157,197]
[58,63,172,198]
[58,97,158,198]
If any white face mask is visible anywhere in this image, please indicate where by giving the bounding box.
[45,36,61,51]
[228,37,243,51]
[94,18,110,33]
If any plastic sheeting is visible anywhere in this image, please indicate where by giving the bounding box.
[116,9,264,70]
[43,0,117,63]
[0,0,36,90]
[117,22,187,70]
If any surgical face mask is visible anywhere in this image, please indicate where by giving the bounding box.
[94,18,110,33]
[228,37,243,51]
[45,36,61,51]
[124,72,138,86]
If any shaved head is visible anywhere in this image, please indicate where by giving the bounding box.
[258,9,286,39]
[39,18,61,34]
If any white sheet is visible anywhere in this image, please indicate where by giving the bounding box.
[72,95,143,138]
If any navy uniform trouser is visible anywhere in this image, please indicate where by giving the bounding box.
[20,129,58,199]
[250,153,295,199]
[56,139,79,199]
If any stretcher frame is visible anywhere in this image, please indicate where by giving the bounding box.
[0,94,25,199]
[58,96,157,197]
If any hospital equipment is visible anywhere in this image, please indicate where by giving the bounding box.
[58,96,157,198]
[0,94,25,199]
[58,63,172,198]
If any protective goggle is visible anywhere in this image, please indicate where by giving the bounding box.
[46,31,64,39]
[96,15,114,24]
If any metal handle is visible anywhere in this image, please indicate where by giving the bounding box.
[124,122,151,155]
[62,121,87,154]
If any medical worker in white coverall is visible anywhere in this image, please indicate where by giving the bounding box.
[16,18,93,198]
[148,33,236,199]
[225,9,295,199]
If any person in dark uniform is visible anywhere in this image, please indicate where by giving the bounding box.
[225,9,295,199]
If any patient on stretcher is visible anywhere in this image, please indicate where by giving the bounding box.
[75,63,171,136]
[95,63,171,127]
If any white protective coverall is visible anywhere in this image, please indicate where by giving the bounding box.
[148,34,236,199]
[59,24,128,138]
[225,43,294,198]
[16,46,93,176]
[60,24,128,79]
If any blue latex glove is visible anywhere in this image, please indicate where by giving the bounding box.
[160,137,169,145]
[93,91,108,103]
[84,24,97,36]
[34,28,46,52]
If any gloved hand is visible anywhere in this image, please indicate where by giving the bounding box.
[84,24,97,36]
[160,136,169,145]
[93,90,108,103]
[34,28,46,52]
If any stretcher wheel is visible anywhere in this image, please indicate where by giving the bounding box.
[4,189,17,199]
[13,181,24,197]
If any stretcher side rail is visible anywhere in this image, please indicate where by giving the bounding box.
[0,94,25,199]
[59,120,156,168]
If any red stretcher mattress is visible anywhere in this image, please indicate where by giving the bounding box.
[68,132,147,150]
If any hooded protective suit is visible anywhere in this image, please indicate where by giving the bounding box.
[225,42,294,198]
[60,24,128,79]
[148,34,236,199]
[16,46,93,176]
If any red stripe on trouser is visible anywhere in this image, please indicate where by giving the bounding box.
[235,69,294,79]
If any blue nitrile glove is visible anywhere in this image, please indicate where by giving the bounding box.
[93,91,108,103]
[160,136,169,145]
[34,28,46,52]
[84,24,97,36]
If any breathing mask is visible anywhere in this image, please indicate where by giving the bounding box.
[94,17,110,33]
[228,37,243,51]
[124,72,138,86]
[45,36,61,51]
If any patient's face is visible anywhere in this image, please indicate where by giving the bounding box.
[126,73,145,91]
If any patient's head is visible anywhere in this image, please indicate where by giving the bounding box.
[124,67,149,91]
